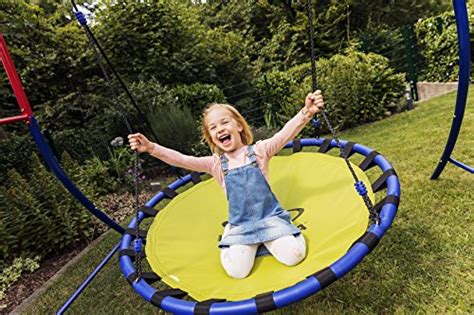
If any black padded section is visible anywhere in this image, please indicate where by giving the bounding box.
[142,272,161,284]
[119,248,146,260]
[151,289,187,307]
[318,138,333,153]
[140,206,158,217]
[194,299,226,315]
[124,228,148,239]
[126,271,159,285]
[340,141,356,158]
[162,187,178,199]
[359,151,380,171]
[292,139,302,153]
[372,195,400,215]
[126,272,137,285]
[191,172,202,184]
[371,169,397,193]
[312,267,337,289]
[255,292,277,313]
[354,232,380,253]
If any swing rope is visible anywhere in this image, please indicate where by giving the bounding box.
[305,0,378,224]
[71,1,144,279]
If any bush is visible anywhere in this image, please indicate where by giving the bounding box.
[79,155,119,196]
[149,104,200,156]
[415,12,459,82]
[114,79,201,157]
[307,50,405,130]
[0,256,40,306]
[252,125,278,142]
[172,83,226,117]
[106,146,135,185]
[62,146,135,198]
[0,133,35,183]
[252,70,302,129]
[354,24,407,74]
[114,78,178,141]
[0,154,94,262]
[249,50,404,134]
[38,83,122,162]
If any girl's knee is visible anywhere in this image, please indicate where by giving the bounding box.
[267,235,307,266]
[283,245,306,266]
[220,245,256,279]
[222,263,252,279]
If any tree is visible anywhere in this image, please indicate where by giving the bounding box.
[92,1,253,96]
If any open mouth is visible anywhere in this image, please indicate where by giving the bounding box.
[218,134,231,146]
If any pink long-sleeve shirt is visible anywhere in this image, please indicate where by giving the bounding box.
[151,110,311,192]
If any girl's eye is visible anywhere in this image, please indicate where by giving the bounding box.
[222,121,229,125]
[209,126,216,131]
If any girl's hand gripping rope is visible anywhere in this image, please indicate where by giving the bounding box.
[302,90,325,119]
[128,133,154,154]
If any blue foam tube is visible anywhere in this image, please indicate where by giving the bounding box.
[28,117,124,234]
[119,138,401,314]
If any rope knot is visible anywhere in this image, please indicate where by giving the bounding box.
[133,238,143,253]
[355,181,368,196]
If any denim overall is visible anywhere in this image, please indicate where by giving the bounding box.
[218,145,300,248]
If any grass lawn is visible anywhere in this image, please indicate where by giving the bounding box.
[20,90,473,314]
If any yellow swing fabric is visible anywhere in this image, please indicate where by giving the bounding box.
[146,152,373,301]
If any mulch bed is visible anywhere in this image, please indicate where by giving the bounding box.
[1,242,88,314]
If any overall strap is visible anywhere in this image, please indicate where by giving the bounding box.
[220,154,229,175]
[247,145,257,165]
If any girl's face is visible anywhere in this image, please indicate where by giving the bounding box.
[206,107,244,153]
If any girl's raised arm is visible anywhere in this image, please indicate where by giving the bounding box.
[259,91,324,158]
[128,133,215,174]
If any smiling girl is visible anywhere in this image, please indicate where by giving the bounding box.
[128,90,324,279]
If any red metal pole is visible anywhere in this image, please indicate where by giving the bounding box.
[0,114,30,125]
[0,33,33,124]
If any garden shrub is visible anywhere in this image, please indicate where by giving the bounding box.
[0,256,40,306]
[251,50,404,134]
[105,146,135,186]
[115,78,201,157]
[0,133,35,183]
[149,104,199,156]
[252,70,302,129]
[252,125,278,142]
[38,83,122,162]
[79,155,119,196]
[303,50,405,131]
[171,83,226,117]
[0,154,94,263]
[113,78,177,139]
[415,11,459,82]
[354,24,407,74]
[62,146,134,198]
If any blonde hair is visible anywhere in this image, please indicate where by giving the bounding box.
[202,103,253,155]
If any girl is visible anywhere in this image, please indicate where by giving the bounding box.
[129,90,324,279]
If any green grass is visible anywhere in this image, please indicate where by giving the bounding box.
[20,91,473,314]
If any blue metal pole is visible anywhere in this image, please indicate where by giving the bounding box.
[431,0,472,179]
[449,157,474,173]
[28,117,125,234]
[56,241,121,315]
